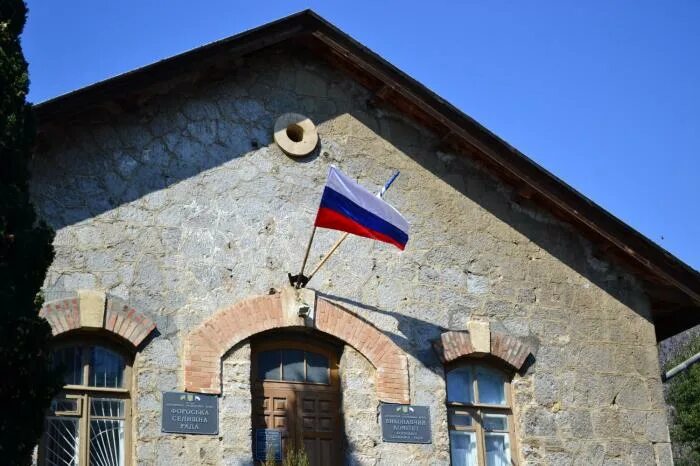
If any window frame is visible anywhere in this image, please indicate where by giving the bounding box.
[251,337,340,390]
[39,337,133,466]
[445,359,518,466]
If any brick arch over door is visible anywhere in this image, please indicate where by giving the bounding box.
[184,293,410,403]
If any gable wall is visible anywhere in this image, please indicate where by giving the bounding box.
[31,47,671,465]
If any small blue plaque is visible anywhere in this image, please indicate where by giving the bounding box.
[254,429,282,461]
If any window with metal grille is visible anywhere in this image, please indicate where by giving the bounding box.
[41,343,131,466]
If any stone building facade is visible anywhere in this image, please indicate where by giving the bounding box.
[29,11,700,466]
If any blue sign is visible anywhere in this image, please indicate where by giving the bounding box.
[254,429,282,461]
[380,404,432,444]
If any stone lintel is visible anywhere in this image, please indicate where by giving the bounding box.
[78,289,106,328]
[467,320,490,353]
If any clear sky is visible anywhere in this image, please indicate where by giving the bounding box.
[22,1,700,271]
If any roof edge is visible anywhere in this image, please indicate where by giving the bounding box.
[34,9,319,119]
[307,12,700,306]
[31,10,700,339]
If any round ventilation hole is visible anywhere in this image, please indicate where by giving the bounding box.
[286,123,304,142]
[274,113,318,157]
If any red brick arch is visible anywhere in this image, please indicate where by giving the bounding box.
[184,293,410,403]
[432,330,533,370]
[39,294,156,348]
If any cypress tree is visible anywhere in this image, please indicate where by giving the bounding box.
[0,1,62,464]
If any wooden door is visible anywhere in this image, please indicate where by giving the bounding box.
[252,339,340,465]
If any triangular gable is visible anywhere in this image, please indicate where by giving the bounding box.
[33,10,700,339]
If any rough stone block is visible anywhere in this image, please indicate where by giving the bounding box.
[467,320,490,353]
[653,443,673,466]
[646,411,670,443]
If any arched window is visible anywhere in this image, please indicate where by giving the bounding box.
[446,363,514,466]
[40,340,132,466]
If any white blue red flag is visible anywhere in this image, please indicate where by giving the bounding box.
[314,166,409,250]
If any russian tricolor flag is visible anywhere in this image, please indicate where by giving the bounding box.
[314,166,409,250]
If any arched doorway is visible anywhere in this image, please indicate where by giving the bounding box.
[251,334,341,465]
[183,292,409,404]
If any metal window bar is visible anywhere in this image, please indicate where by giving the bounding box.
[45,417,80,466]
[89,398,125,466]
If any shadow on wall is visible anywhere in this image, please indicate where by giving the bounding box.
[344,105,652,334]
[32,48,330,230]
[31,44,649,332]
[29,44,658,466]
[318,290,447,375]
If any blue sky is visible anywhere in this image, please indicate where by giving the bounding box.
[23,1,700,271]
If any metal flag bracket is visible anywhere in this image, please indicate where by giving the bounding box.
[288,272,310,288]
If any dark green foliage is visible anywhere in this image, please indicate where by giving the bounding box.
[667,336,700,465]
[0,1,62,464]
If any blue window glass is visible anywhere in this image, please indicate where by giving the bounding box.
[485,433,511,466]
[447,367,474,403]
[476,366,506,405]
[306,351,329,384]
[89,346,125,388]
[90,398,125,418]
[258,350,281,381]
[449,431,478,466]
[449,411,473,427]
[53,346,83,385]
[483,414,508,431]
[282,350,305,382]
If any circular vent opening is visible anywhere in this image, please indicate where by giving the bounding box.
[286,124,304,143]
[274,113,318,158]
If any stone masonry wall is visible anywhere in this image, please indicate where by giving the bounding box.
[31,46,671,465]
[341,346,381,465]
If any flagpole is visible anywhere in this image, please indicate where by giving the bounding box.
[304,170,400,286]
[379,170,400,198]
[306,232,349,281]
[293,225,317,288]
